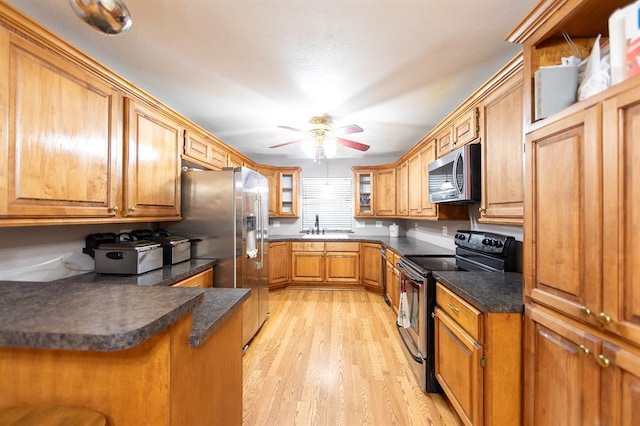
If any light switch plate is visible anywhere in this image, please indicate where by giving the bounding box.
[272,220,280,228]
[356,221,365,228]
[376,221,382,228]
[442,225,448,236]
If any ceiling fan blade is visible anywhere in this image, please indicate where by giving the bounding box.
[329,124,363,137]
[268,140,302,149]
[277,125,306,133]
[336,137,370,152]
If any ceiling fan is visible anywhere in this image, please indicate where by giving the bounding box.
[269,116,370,161]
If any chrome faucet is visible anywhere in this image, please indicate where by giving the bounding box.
[315,214,320,234]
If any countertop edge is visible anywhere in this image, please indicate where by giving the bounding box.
[432,271,524,314]
[189,288,251,348]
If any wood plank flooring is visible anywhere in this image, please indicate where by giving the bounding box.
[243,288,462,425]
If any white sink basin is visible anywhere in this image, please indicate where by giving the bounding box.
[302,233,350,239]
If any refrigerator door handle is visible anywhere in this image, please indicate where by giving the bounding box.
[254,195,264,269]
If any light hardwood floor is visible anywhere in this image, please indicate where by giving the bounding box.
[243,288,461,425]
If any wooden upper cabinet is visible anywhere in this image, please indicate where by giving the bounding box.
[419,140,437,218]
[524,106,602,327]
[183,130,227,170]
[257,167,278,216]
[435,126,454,157]
[452,107,479,148]
[255,166,300,218]
[0,29,122,219]
[407,153,422,216]
[353,169,374,217]
[478,60,525,224]
[374,167,396,216]
[602,86,640,346]
[396,161,409,217]
[124,98,182,219]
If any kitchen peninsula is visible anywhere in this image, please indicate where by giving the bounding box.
[0,262,249,426]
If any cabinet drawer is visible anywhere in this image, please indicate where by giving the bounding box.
[172,269,213,288]
[436,282,482,340]
[325,242,360,252]
[291,242,324,252]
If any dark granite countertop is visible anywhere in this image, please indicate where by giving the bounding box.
[52,259,217,287]
[269,235,454,257]
[432,271,523,313]
[0,259,249,351]
[0,281,204,351]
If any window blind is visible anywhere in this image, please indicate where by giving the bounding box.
[301,177,353,232]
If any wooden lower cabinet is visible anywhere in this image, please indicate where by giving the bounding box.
[291,242,324,283]
[385,249,400,312]
[525,304,640,426]
[361,243,382,292]
[268,241,289,290]
[0,308,243,426]
[171,269,213,288]
[325,242,360,285]
[435,282,521,426]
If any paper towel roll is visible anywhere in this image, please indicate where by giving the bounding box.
[389,223,399,238]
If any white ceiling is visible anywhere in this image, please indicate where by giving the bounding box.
[5,0,535,162]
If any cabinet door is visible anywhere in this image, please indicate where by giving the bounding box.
[268,241,289,289]
[183,131,226,171]
[325,251,359,283]
[291,251,324,282]
[374,168,396,216]
[436,126,453,157]
[407,153,422,216]
[479,69,524,224]
[278,170,299,217]
[602,88,640,345]
[524,107,602,326]
[396,161,408,217]
[601,341,640,426]
[361,243,381,289]
[524,306,602,425]
[0,31,121,218]
[452,107,479,147]
[125,99,181,219]
[258,167,278,217]
[434,307,483,426]
[419,140,437,218]
[354,170,374,217]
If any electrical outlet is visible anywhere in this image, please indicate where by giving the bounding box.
[376,221,382,228]
[356,221,366,228]
[414,222,418,229]
[442,225,448,236]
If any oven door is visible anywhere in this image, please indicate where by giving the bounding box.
[396,271,427,391]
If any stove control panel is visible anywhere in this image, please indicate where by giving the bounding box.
[454,230,514,255]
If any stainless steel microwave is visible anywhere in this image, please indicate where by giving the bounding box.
[427,143,481,204]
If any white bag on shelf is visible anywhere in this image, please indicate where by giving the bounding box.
[577,35,610,101]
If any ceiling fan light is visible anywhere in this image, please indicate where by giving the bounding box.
[324,137,337,158]
[301,136,316,158]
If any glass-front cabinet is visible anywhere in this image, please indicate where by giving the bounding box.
[354,169,374,217]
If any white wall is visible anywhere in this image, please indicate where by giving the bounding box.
[0,223,154,281]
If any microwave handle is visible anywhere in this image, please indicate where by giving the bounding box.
[453,152,463,193]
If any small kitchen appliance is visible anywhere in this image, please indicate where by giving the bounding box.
[94,240,163,275]
[146,235,191,265]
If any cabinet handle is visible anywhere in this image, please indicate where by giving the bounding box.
[478,207,485,215]
[580,306,592,317]
[128,206,137,213]
[109,206,119,213]
[446,302,459,314]
[597,312,611,325]
[596,354,610,368]
[578,345,590,356]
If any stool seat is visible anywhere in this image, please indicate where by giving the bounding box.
[0,405,107,426]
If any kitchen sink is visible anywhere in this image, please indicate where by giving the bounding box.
[302,233,350,239]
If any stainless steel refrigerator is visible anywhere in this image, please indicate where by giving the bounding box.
[168,167,269,349]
